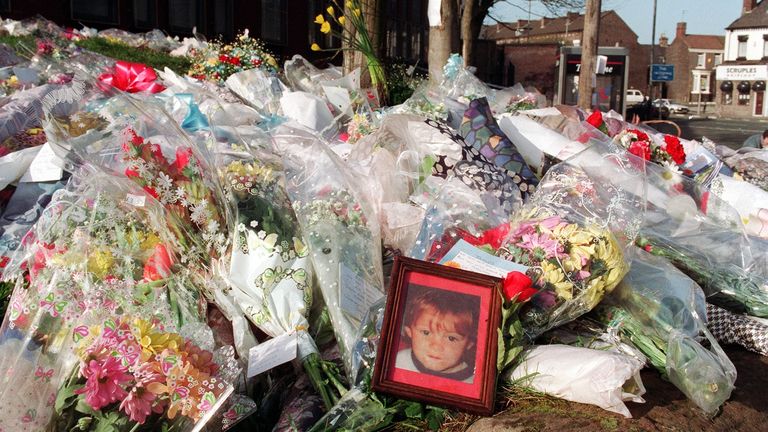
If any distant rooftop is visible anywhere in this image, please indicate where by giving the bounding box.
[727,0,768,30]
[480,10,634,41]
[680,34,725,50]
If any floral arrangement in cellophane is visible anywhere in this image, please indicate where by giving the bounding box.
[343,113,377,144]
[51,317,234,431]
[497,214,628,337]
[121,128,228,263]
[0,127,47,157]
[615,128,686,170]
[187,29,278,83]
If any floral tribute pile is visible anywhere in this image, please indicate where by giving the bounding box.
[187,30,278,83]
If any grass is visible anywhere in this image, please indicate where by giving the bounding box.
[0,34,37,58]
[75,37,191,75]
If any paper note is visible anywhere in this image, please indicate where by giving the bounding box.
[439,239,528,277]
[340,263,383,323]
[125,193,146,207]
[247,332,298,378]
[20,143,64,183]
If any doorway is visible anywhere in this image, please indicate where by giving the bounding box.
[755,91,764,116]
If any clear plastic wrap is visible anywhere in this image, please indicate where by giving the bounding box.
[273,123,385,378]
[501,140,646,338]
[598,249,736,416]
[0,169,238,430]
[638,160,768,317]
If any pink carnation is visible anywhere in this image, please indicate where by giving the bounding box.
[75,356,131,410]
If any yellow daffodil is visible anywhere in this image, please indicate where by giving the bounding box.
[315,14,325,24]
[327,6,335,16]
[311,43,321,51]
[346,1,353,7]
[320,21,331,34]
[339,16,346,25]
[353,8,361,16]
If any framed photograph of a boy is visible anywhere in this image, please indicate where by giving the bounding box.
[372,255,502,416]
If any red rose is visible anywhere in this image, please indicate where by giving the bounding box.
[143,244,173,281]
[628,140,651,161]
[627,128,649,142]
[586,110,604,129]
[503,271,537,303]
[477,223,511,249]
[663,135,686,165]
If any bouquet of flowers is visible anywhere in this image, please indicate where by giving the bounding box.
[274,125,385,378]
[497,214,627,338]
[218,146,347,410]
[0,127,47,156]
[594,249,736,416]
[50,317,236,431]
[343,112,377,144]
[0,170,217,430]
[614,127,687,170]
[187,30,278,84]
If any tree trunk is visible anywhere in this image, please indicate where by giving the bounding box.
[578,0,601,110]
[461,0,476,67]
[428,0,455,81]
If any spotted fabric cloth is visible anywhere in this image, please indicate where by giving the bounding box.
[706,303,768,356]
[459,97,539,198]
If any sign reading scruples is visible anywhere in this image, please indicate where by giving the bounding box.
[716,65,768,81]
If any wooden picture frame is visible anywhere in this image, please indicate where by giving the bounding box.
[372,256,502,416]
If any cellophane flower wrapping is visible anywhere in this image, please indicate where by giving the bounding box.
[637,160,768,317]
[597,249,736,416]
[40,72,231,273]
[0,169,237,430]
[273,123,384,378]
[502,140,646,339]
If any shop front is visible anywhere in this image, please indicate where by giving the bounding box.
[716,64,768,117]
[555,46,630,117]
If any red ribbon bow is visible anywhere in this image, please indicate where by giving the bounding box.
[98,61,166,94]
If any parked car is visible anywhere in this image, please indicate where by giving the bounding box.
[653,98,689,114]
[625,89,645,104]
[626,100,670,120]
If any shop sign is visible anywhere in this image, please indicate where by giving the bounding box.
[716,65,768,81]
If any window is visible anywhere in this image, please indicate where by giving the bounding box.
[696,53,705,68]
[0,0,9,13]
[261,0,286,43]
[168,0,204,34]
[714,53,722,65]
[739,92,751,105]
[738,35,748,59]
[763,35,768,58]
[692,72,710,94]
[71,0,119,24]
[133,0,157,29]
[212,0,233,39]
[723,91,733,105]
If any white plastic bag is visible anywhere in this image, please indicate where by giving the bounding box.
[506,344,646,418]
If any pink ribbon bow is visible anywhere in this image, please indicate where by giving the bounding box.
[98,61,166,93]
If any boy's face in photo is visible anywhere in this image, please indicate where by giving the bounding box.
[405,306,474,373]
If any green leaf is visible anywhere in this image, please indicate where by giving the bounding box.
[55,385,80,414]
[74,398,98,416]
[404,402,423,419]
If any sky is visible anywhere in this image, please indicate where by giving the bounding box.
[488,0,743,45]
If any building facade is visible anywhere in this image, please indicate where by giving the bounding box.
[715,0,768,118]
[480,10,655,106]
[1,0,428,66]
[665,22,724,106]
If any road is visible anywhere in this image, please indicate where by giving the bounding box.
[663,115,768,149]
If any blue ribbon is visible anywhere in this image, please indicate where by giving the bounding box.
[443,53,463,81]
[176,93,210,132]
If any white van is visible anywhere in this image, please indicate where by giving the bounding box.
[626,89,645,105]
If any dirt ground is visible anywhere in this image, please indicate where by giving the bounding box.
[463,345,768,432]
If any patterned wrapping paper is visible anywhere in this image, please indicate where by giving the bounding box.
[459,97,539,198]
[706,303,768,356]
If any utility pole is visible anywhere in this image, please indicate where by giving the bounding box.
[578,0,601,110]
[648,0,657,105]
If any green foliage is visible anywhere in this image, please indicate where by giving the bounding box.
[75,37,191,75]
[0,34,36,56]
[0,280,12,321]
[384,60,426,105]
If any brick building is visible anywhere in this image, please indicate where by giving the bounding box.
[1,0,428,66]
[664,22,724,105]
[715,0,768,118]
[480,10,655,105]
